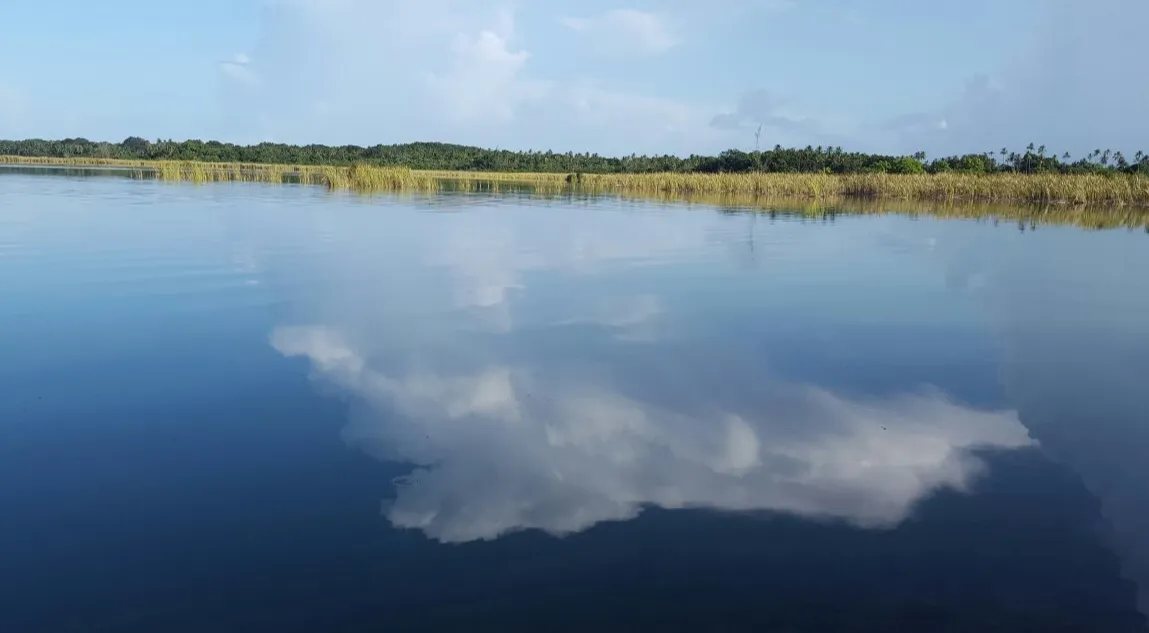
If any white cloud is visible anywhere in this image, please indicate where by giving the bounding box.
[215,0,730,154]
[560,9,678,56]
[273,325,1034,543]
[219,53,260,90]
[425,27,536,124]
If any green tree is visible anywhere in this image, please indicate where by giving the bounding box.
[890,156,925,174]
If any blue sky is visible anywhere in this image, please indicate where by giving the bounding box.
[1,0,1146,157]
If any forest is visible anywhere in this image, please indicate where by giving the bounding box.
[3,137,1148,176]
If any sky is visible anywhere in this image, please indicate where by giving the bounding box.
[1,0,1147,157]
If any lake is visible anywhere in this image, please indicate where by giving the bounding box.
[2,170,1149,633]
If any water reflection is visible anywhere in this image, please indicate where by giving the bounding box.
[928,226,1149,613]
[274,324,1033,542]
[267,204,1041,543]
[253,195,1149,628]
[5,171,1149,631]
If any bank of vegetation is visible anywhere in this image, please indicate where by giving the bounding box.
[3,137,1149,208]
[3,137,1148,176]
[5,159,1148,230]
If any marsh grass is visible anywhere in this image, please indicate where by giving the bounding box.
[565,172,1149,206]
[4,156,1149,228]
[385,169,1149,207]
[343,164,438,190]
[1,156,157,168]
[141,160,297,184]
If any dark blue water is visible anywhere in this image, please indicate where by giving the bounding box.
[2,172,1149,632]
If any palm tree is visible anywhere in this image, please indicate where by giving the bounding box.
[1135,150,1145,163]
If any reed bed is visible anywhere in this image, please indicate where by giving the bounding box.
[0,155,157,168]
[1,156,441,190]
[565,172,1149,206]
[5,156,1149,214]
[149,160,324,184]
[386,168,1149,207]
[423,170,570,184]
[338,164,438,191]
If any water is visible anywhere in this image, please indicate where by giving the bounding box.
[2,171,1149,633]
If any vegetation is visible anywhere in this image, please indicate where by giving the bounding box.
[5,156,1149,207]
[3,137,1148,176]
[5,136,1149,208]
[548,171,1149,206]
[146,160,438,190]
[5,160,1147,230]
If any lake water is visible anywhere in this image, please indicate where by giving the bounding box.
[2,171,1149,633]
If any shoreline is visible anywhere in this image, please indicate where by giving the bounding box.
[4,156,1149,219]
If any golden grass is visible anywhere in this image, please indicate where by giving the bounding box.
[0,156,158,168]
[355,168,1149,207]
[3,156,1149,228]
[0,157,442,190]
[149,160,316,184]
[341,163,438,190]
[569,172,1149,206]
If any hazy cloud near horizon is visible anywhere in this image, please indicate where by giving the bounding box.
[0,82,27,135]
[882,0,1149,157]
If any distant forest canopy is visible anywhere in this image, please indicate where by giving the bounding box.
[2,137,1148,175]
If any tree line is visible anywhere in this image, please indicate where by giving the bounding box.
[2,137,1147,175]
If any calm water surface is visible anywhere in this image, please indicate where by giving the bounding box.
[2,172,1149,632]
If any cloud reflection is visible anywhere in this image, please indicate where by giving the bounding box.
[556,294,664,341]
[261,203,1042,543]
[272,324,1034,543]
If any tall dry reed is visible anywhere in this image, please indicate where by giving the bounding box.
[4,156,1149,208]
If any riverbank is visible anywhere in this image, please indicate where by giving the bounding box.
[4,155,1149,208]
